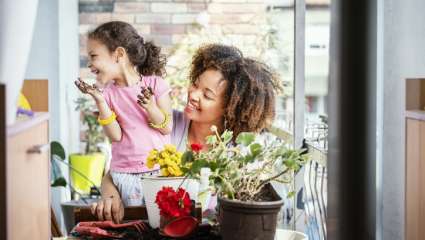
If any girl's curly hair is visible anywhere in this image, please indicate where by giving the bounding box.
[88,21,166,77]
[189,44,283,137]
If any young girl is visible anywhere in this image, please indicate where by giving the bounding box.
[75,21,173,207]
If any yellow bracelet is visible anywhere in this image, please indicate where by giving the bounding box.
[98,111,117,126]
[149,108,170,129]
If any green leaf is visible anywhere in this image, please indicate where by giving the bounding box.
[221,130,233,143]
[287,191,295,198]
[209,161,219,172]
[51,157,67,187]
[51,177,67,187]
[243,155,255,163]
[235,132,255,146]
[181,151,194,164]
[284,159,296,169]
[51,141,66,161]
[190,160,209,174]
[250,143,262,157]
[206,135,217,145]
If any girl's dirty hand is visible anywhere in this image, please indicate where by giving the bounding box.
[75,78,104,102]
[137,86,155,110]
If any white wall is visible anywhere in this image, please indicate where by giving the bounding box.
[382,0,425,239]
[25,0,80,233]
[25,0,59,137]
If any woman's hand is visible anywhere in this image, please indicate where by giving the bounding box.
[90,195,124,223]
[91,172,124,223]
[75,78,104,103]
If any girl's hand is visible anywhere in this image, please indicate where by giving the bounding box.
[137,86,155,111]
[75,78,104,102]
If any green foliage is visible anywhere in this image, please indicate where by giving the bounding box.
[236,132,256,146]
[51,141,67,187]
[75,97,107,154]
[50,141,102,196]
[183,127,308,201]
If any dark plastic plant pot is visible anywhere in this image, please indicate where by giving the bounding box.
[218,184,284,240]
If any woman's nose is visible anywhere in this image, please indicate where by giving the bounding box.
[189,89,201,102]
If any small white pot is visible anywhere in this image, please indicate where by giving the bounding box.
[275,229,308,240]
[141,176,200,228]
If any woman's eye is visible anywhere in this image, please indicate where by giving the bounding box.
[204,94,213,100]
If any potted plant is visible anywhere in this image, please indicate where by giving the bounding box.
[69,96,107,194]
[50,141,103,233]
[183,126,307,240]
[141,144,199,229]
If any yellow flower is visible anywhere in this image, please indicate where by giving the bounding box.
[150,145,184,177]
[161,168,169,177]
[146,158,155,169]
[165,158,176,167]
[168,165,183,177]
[158,158,165,166]
[148,149,158,157]
[165,144,177,153]
[160,151,170,159]
[168,166,176,176]
[170,155,179,164]
[175,168,183,176]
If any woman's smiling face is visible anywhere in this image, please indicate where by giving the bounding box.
[184,69,227,126]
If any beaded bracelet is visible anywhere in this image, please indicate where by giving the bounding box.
[149,108,170,129]
[98,111,117,126]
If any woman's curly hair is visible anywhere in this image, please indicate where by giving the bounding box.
[88,21,166,77]
[189,44,283,137]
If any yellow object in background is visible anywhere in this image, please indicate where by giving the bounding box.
[69,153,106,194]
[18,93,31,110]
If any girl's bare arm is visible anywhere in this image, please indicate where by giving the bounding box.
[75,78,122,141]
[137,87,173,135]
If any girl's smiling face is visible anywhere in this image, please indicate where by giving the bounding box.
[185,69,227,126]
[86,38,121,86]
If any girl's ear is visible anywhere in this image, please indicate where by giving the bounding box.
[114,47,126,63]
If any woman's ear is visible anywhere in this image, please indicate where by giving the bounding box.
[114,47,126,63]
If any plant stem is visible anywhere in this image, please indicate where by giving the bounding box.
[257,168,290,190]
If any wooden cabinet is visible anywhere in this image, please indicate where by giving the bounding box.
[7,113,50,240]
[406,116,425,240]
[405,79,425,240]
[0,80,50,240]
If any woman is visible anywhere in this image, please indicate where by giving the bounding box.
[90,44,282,223]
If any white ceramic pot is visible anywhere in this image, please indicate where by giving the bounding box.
[274,229,308,240]
[141,176,200,228]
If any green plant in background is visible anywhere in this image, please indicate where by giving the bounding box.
[51,141,67,187]
[50,141,101,198]
[75,97,107,154]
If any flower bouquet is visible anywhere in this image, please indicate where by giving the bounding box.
[141,145,199,228]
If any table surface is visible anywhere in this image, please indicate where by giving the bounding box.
[53,228,307,240]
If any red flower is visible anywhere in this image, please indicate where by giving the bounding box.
[190,143,202,153]
[155,187,192,218]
